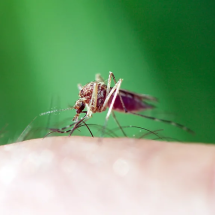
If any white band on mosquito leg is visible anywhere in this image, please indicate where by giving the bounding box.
[106,72,113,97]
[106,79,122,119]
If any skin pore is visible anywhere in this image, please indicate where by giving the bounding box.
[0,136,215,215]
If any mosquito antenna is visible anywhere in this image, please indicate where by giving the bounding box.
[17,106,74,142]
[128,112,194,134]
[39,107,73,116]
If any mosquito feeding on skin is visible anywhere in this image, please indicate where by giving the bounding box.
[46,71,194,137]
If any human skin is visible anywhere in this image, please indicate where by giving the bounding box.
[0,137,214,215]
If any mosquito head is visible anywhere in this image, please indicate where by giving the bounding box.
[74,99,86,114]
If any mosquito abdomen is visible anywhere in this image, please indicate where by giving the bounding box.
[108,94,155,112]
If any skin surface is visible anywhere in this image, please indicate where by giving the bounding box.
[0,137,215,215]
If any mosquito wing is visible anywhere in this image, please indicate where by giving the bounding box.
[108,88,156,113]
[119,89,158,102]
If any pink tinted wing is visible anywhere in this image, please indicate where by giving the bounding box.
[118,89,158,102]
[108,89,156,112]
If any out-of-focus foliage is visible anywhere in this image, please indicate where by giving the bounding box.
[1,1,215,144]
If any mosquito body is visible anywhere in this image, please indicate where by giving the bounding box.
[74,75,155,117]
[52,71,193,136]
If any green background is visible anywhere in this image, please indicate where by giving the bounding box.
[0,1,215,144]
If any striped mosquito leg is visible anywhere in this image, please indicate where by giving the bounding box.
[139,129,164,139]
[105,79,122,119]
[44,111,88,138]
[43,127,74,138]
[44,120,94,138]
[82,121,94,137]
[50,128,72,134]
[46,123,75,134]
[57,111,88,132]
[109,71,128,112]
[106,72,113,96]
[112,111,127,137]
[87,83,98,113]
[69,114,89,136]
[50,124,94,137]
[59,123,76,131]
[129,112,194,134]
[100,79,122,137]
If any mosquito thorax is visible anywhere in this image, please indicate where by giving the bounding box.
[79,82,94,103]
[79,82,107,112]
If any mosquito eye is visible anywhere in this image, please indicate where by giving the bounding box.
[80,102,85,111]
[75,101,85,112]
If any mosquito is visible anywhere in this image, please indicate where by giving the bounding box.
[49,71,193,137]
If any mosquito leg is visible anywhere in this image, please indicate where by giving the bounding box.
[44,121,94,138]
[82,121,94,137]
[100,72,127,135]
[100,79,122,136]
[106,71,113,97]
[45,113,90,138]
[95,74,105,82]
[111,111,127,137]
[43,122,76,138]
[138,129,163,139]
[73,83,98,136]
[128,112,194,134]
[101,79,122,111]
[44,111,90,138]
[84,124,118,137]
[44,127,78,138]
[104,72,128,136]
[109,71,128,113]
[76,82,97,137]
[109,72,192,134]
[51,121,94,138]
[69,115,89,136]
[47,122,95,138]
[51,117,83,132]
[56,122,76,131]
[89,82,98,113]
